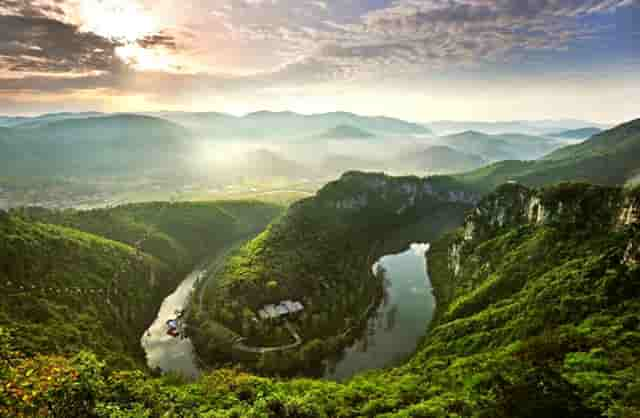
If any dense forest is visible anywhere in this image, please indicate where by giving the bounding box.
[189,172,473,374]
[2,118,640,416]
[0,201,281,372]
[2,182,638,417]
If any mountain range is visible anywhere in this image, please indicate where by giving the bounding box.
[456,118,640,191]
[437,130,566,161]
[2,116,640,417]
[429,119,611,136]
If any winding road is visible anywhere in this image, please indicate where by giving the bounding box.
[232,321,302,353]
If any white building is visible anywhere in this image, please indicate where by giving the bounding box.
[258,300,305,320]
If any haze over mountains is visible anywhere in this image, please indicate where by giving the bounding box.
[455,118,640,192]
[0,110,607,188]
[548,127,603,140]
[429,119,611,136]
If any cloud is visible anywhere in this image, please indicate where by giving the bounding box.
[0,14,124,75]
[0,0,67,19]
[136,32,178,50]
[0,0,638,112]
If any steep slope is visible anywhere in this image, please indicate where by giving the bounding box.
[0,213,174,369]
[4,182,639,417]
[0,114,192,177]
[17,201,282,271]
[0,201,282,370]
[456,118,640,192]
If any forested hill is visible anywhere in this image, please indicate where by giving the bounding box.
[16,201,282,272]
[455,118,640,192]
[3,182,638,417]
[0,201,282,371]
[0,114,192,177]
[189,172,478,375]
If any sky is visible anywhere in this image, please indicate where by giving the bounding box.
[0,0,638,123]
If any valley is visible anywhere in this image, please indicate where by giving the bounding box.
[3,0,640,414]
[2,116,640,417]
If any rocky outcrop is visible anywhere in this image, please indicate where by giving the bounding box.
[623,239,639,266]
[448,242,464,277]
[450,183,638,276]
[315,171,480,216]
[619,193,640,226]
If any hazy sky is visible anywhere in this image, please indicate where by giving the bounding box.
[1,0,638,122]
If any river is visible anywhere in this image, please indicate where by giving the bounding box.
[140,268,203,379]
[142,241,435,381]
[323,242,435,380]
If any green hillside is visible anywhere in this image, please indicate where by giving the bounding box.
[0,213,173,369]
[0,201,281,372]
[189,172,475,374]
[3,182,638,417]
[455,119,640,192]
[17,200,282,271]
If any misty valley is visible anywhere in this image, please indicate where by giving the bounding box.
[2,111,640,417]
[2,0,640,415]
[0,112,591,211]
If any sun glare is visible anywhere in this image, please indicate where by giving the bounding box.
[78,0,157,42]
[76,0,179,72]
[115,44,176,72]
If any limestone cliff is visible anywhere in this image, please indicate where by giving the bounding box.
[448,183,640,276]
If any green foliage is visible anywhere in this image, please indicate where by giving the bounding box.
[456,118,640,192]
[0,201,282,369]
[190,172,471,374]
[2,178,640,417]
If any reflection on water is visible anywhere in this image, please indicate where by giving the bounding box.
[324,243,435,380]
[140,269,203,379]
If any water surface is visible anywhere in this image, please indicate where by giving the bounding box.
[324,243,435,380]
[140,268,203,379]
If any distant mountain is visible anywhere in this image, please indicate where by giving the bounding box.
[0,112,106,129]
[438,131,563,162]
[0,116,29,128]
[456,118,640,191]
[395,145,486,173]
[548,127,603,139]
[429,119,610,136]
[149,110,430,138]
[313,125,375,139]
[0,114,192,177]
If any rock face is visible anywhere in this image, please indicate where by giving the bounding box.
[619,194,640,226]
[623,240,639,266]
[451,183,640,276]
[312,171,480,216]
